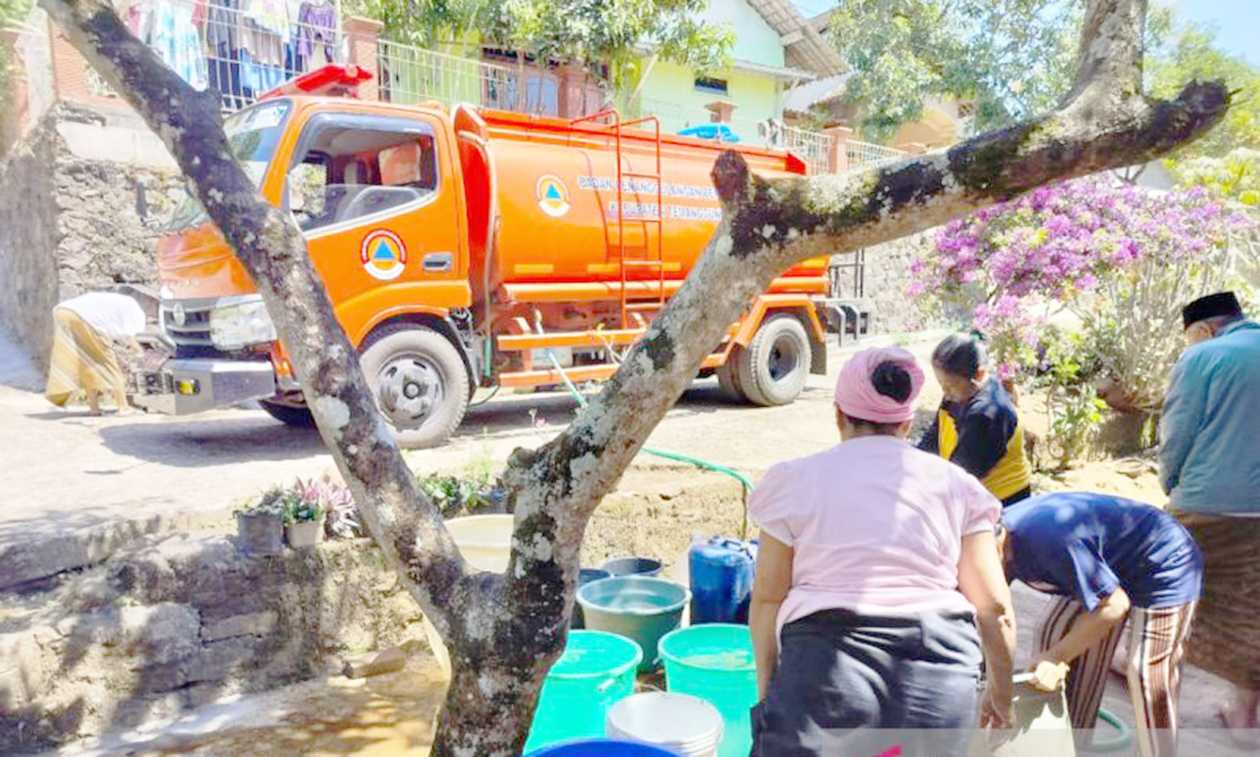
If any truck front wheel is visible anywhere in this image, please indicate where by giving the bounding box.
[359,324,470,449]
[733,314,810,407]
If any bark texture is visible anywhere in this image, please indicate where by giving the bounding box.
[41,0,1230,753]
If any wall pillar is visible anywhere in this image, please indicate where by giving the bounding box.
[706,100,736,123]
[0,29,31,149]
[823,124,853,174]
[343,16,383,102]
[556,63,590,119]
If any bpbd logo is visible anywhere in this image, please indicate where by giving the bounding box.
[360,229,407,281]
[536,175,571,218]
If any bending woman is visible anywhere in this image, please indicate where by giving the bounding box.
[749,347,1017,757]
[919,333,1032,506]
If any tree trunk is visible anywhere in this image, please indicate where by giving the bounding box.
[39,0,1231,753]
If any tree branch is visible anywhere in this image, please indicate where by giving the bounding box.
[37,0,473,639]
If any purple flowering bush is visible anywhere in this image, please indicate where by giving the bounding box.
[910,176,1252,407]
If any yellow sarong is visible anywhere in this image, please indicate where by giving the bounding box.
[45,307,129,409]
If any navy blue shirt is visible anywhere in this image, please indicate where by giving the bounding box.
[1003,492,1202,611]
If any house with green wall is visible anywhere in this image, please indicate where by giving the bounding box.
[630,0,843,142]
[374,0,842,147]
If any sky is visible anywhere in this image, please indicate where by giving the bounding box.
[1173,0,1258,66]
[789,1,1258,67]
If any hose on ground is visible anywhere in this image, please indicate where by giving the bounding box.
[545,350,754,540]
[1087,707,1132,752]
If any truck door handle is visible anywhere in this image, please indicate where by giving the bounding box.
[422,252,453,272]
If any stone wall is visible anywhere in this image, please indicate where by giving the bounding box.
[0,103,184,373]
[0,534,431,753]
[831,230,964,336]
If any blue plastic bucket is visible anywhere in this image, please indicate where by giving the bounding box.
[688,538,757,625]
[572,568,612,629]
[578,576,689,671]
[523,631,643,753]
[659,624,758,757]
[526,738,682,756]
[601,556,664,577]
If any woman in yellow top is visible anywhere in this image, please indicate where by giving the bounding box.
[918,334,1032,506]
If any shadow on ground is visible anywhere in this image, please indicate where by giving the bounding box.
[93,417,326,468]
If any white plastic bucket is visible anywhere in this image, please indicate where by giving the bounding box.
[445,514,515,572]
[606,692,724,757]
[421,514,516,675]
[968,673,1077,757]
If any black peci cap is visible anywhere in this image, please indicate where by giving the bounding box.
[1182,291,1243,329]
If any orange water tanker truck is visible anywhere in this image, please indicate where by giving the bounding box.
[133,66,831,447]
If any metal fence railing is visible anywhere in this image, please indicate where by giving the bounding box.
[846,139,906,170]
[779,124,833,175]
[90,0,350,111]
[35,2,910,174]
[377,42,515,110]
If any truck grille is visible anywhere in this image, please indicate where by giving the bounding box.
[159,297,216,347]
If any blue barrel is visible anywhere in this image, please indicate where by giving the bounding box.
[688,538,757,625]
[526,739,681,756]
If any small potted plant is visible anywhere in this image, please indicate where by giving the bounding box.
[284,478,328,549]
[235,488,286,556]
[320,478,361,540]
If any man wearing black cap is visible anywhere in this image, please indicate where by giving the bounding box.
[1160,290,1260,741]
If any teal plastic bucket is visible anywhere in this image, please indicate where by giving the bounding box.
[578,576,690,672]
[524,630,644,753]
[659,624,757,757]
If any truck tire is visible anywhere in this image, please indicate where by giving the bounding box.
[259,397,316,427]
[734,314,810,407]
[359,324,470,449]
[716,350,748,403]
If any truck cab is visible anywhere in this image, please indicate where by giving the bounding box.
[135,66,830,447]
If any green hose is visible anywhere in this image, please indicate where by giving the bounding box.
[545,350,755,539]
[1087,707,1132,752]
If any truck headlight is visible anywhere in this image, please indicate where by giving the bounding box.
[210,297,277,350]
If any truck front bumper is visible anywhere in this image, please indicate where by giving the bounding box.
[133,358,277,415]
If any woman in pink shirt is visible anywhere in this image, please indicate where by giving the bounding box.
[748,347,1017,756]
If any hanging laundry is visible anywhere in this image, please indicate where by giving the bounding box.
[240,0,288,96]
[130,0,208,90]
[283,0,306,77]
[297,0,336,70]
[206,0,245,108]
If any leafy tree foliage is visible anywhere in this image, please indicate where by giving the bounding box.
[350,0,732,91]
[827,0,1084,140]
[1149,23,1260,162]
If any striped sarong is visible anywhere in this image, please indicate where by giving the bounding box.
[1038,597,1197,757]
[44,306,129,409]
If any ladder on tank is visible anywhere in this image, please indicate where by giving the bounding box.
[572,109,666,329]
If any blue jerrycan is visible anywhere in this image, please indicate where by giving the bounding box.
[688,537,758,624]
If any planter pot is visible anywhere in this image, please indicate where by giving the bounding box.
[1098,410,1158,456]
[236,512,285,556]
[286,518,326,549]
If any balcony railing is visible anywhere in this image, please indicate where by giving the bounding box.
[846,139,906,170]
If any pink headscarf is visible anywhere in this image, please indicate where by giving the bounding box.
[834,347,925,423]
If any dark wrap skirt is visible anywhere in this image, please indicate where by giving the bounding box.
[751,608,983,757]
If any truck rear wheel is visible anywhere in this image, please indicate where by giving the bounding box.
[716,352,747,403]
[734,314,810,407]
[359,324,470,449]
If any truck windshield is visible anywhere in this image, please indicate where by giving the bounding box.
[166,100,292,230]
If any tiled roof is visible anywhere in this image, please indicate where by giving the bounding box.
[745,0,845,77]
